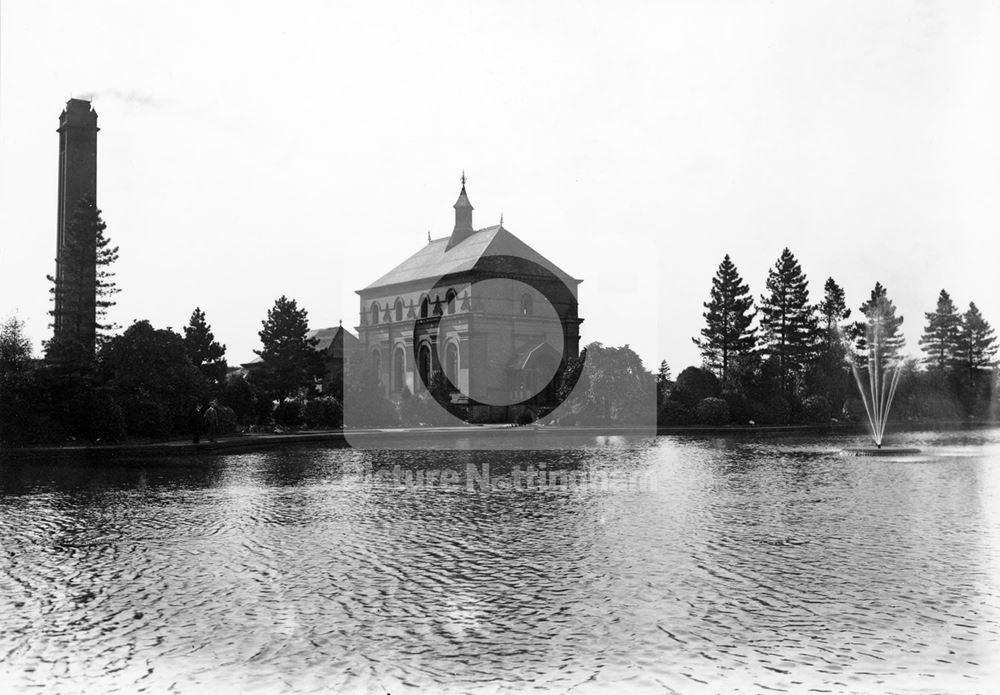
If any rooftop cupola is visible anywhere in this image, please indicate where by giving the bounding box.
[447,171,474,250]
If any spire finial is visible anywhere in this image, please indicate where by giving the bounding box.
[500,212,504,226]
[461,170,467,187]
[427,230,431,242]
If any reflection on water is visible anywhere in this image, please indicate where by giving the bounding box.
[2,430,1000,693]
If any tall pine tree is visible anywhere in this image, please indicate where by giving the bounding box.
[693,254,757,386]
[955,302,997,380]
[919,289,961,372]
[758,248,818,393]
[816,277,851,346]
[45,196,119,360]
[656,360,672,385]
[808,277,853,410]
[854,282,905,364]
[656,359,672,407]
[255,296,326,398]
[183,307,228,387]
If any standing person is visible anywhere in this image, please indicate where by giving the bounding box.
[189,402,203,444]
[203,400,219,443]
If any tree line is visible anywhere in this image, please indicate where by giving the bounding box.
[0,199,345,445]
[660,249,998,426]
[4,197,996,442]
[0,297,342,445]
[0,195,658,441]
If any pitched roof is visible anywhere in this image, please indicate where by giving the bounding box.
[308,326,347,352]
[361,225,579,292]
[241,326,357,367]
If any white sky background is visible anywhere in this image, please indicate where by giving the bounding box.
[2,1,999,372]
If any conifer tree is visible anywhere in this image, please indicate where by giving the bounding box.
[656,359,672,406]
[693,254,757,386]
[183,307,228,386]
[255,296,325,398]
[919,289,961,372]
[816,277,851,345]
[758,248,818,392]
[807,277,853,410]
[0,316,33,378]
[854,282,905,363]
[45,196,119,359]
[656,360,672,385]
[955,302,997,380]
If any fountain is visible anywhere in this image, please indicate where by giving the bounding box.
[840,298,920,457]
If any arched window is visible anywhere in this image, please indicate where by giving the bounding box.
[446,289,457,315]
[393,346,406,392]
[394,298,403,322]
[418,343,432,389]
[370,302,380,325]
[445,341,459,387]
[419,295,430,319]
[520,293,534,316]
[370,349,382,384]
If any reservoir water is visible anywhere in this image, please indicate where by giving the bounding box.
[2,429,999,693]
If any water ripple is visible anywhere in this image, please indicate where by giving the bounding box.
[2,430,1000,692]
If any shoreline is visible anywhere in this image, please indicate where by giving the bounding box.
[2,420,997,460]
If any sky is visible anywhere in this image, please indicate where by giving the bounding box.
[2,1,999,372]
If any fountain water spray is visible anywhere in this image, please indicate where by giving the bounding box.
[839,306,905,448]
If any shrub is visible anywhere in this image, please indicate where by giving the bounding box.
[769,393,793,425]
[251,395,274,427]
[915,394,962,421]
[842,397,866,423]
[696,397,730,426]
[127,400,172,439]
[802,395,832,423]
[657,400,692,426]
[85,389,126,442]
[748,393,792,425]
[326,397,344,428]
[0,373,53,445]
[674,367,720,407]
[302,397,342,428]
[345,384,399,428]
[273,397,304,427]
[221,374,256,423]
[217,404,238,434]
[722,390,751,424]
